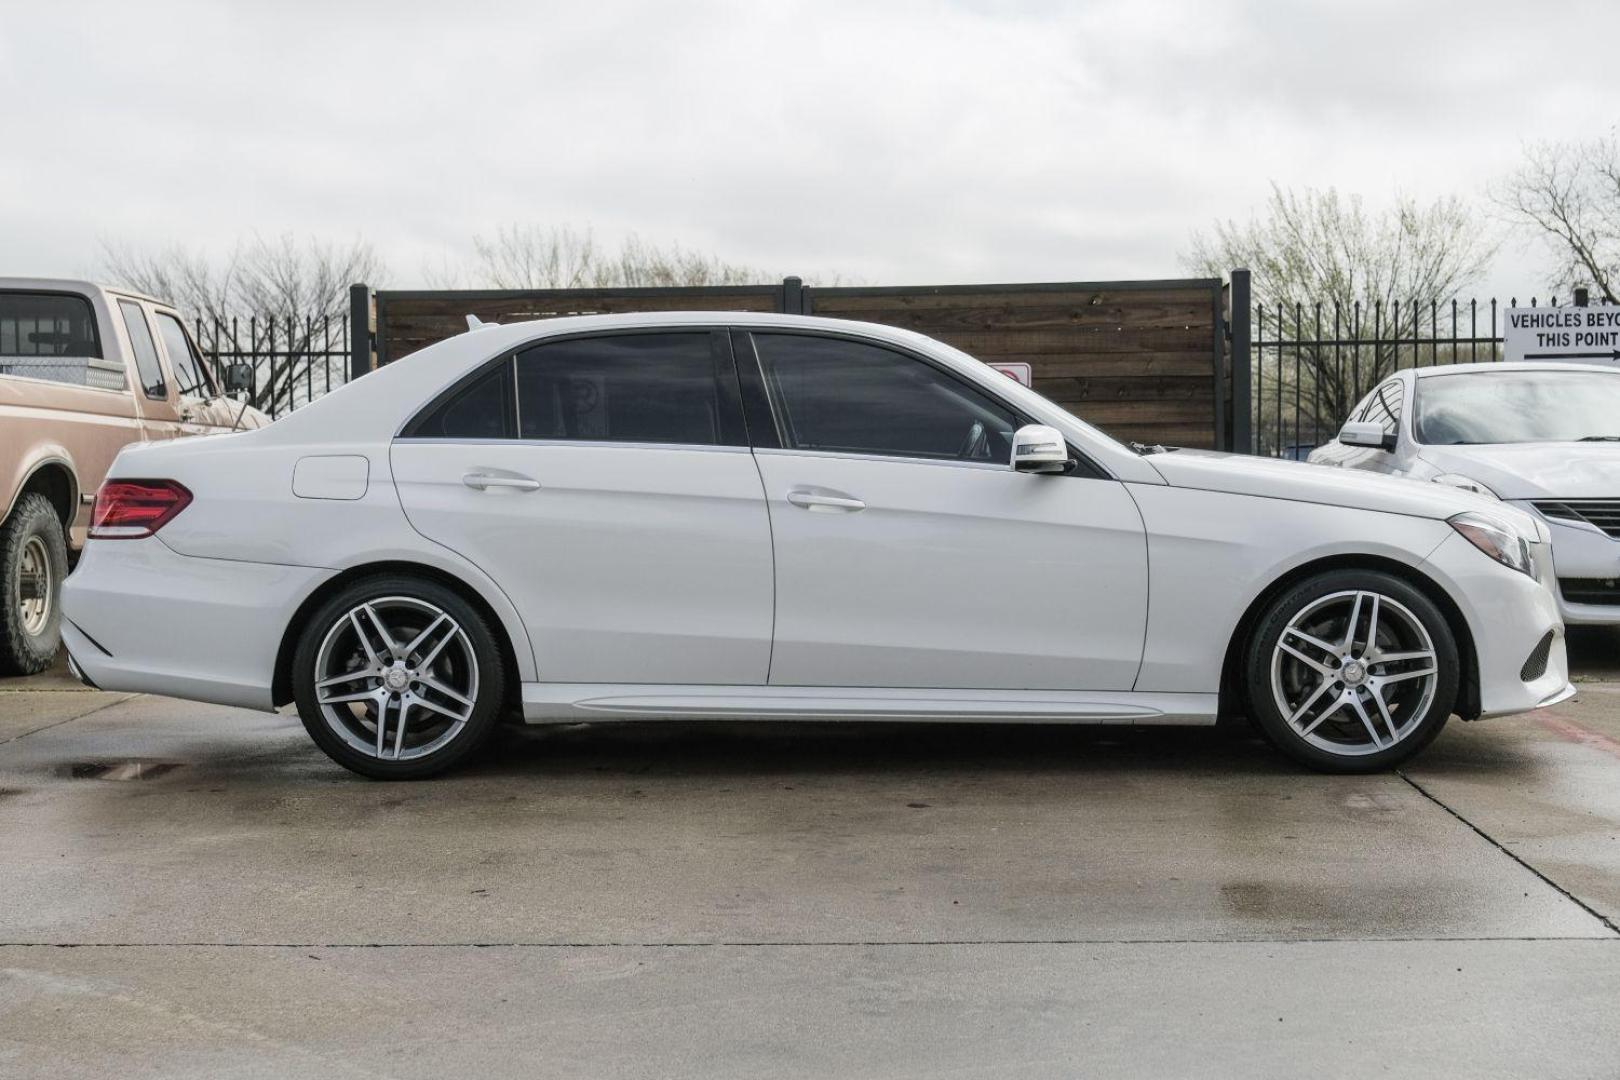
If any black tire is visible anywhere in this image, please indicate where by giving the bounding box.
[291,574,507,780]
[1245,569,1459,774]
[0,493,69,676]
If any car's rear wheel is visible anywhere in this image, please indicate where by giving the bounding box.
[291,576,507,779]
[0,493,69,676]
[1245,570,1459,773]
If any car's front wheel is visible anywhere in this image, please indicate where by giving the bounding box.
[1245,570,1460,773]
[291,576,507,779]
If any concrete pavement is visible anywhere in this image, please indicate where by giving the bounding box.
[2,635,1619,1077]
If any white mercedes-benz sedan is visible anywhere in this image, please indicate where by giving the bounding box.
[1309,362,1620,625]
[62,313,1571,779]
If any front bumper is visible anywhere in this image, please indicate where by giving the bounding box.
[1512,506,1620,625]
[1422,531,1572,719]
[61,536,332,711]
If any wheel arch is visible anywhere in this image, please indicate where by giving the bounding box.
[271,560,524,712]
[1218,553,1480,723]
[7,457,77,533]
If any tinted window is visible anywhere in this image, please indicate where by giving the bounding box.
[118,300,166,399]
[154,313,212,398]
[752,334,1018,462]
[515,333,727,446]
[0,291,123,390]
[412,360,515,439]
[0,292,100,357]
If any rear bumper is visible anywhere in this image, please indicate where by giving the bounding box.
[61,537,332,711]
[1422,532,1572,719]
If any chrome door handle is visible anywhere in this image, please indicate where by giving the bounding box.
[787,489,865,512]
[462,472,540,491]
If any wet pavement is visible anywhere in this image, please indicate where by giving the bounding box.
[2,634,1619,1078]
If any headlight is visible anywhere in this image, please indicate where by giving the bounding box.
[1450,511,1534,576]
[1432,473,1499,499]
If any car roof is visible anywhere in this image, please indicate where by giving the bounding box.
[0,276,172,308]
[1410,361,1620,378]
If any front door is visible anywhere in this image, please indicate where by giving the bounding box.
[390,329,774,685]
[740,331,1148,691]
[151,309,236,433]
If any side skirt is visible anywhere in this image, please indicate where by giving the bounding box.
[519,684,1218,725]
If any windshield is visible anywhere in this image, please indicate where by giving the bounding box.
[1414,369,1620,445]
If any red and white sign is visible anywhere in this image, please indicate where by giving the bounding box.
[988,362,1032,387]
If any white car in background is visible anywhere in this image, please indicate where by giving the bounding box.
[62,314,1570,779]
[1309,362,1620,625]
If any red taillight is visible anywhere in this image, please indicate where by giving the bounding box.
[89,480,193,539]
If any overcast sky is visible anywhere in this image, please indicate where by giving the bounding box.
[1,0,1615,298]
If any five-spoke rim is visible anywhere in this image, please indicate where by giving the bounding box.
[1269,590,1438,757]
[313,596,479,762]
[18,536,52,636]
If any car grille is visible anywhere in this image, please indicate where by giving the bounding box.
[1532,499,1620,538]
[1557,578,1620,606]
[1520,630,1556,682]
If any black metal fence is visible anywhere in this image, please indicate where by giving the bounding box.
[195,315,350,420]
[1239,277,1578,458]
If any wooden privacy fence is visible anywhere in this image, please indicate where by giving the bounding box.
[354,276,1235,450]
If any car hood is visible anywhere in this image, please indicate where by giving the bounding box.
[1415,443,1620,500]
[1147,449,1533,529]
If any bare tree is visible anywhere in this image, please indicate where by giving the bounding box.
[101,233,384,326]
[460,225,764,289]
[1494,135,1620,304]
[100,234,386,414]
[1185,184,1496,450]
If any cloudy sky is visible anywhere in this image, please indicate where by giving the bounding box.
[1,0,1615,297]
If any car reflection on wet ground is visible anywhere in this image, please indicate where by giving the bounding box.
[3,631,1620,1078]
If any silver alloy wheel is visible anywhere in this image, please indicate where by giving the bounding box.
[312,596,480,762]
[1269,589,1439,757]
[17,536,52,636]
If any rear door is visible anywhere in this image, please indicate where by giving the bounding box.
[739,330,1149,691]
[390,329,775,685]
[113,298,183,439]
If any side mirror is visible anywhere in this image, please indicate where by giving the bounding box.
[1011,424,1071,474]
[223,363,253,396]
[1339,420,1396,452]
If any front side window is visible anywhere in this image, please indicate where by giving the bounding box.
[154,312,212,398]
[118,300,166,400]
[1360,379,1404,438]
[752,333,1018,462]
[515,333,728,446]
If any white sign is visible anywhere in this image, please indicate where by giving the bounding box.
[1504,306,1620,364]
[988,361,1033,387]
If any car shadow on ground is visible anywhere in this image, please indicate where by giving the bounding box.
[459,718,1321,783]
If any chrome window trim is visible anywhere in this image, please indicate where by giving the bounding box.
[393,436,753,455]
[751,445,1015,472]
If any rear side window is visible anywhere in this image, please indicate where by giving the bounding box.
[752,333,1019,462]
[410,361,516,439]
[0,291,124,390]
[514,333,731,446]
[118,300,167,400]
[154,312,212,398]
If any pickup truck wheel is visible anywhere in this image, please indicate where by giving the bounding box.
[0,493,69,676]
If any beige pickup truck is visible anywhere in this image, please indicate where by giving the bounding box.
[1,279,269,674]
